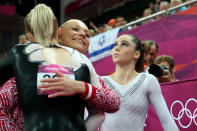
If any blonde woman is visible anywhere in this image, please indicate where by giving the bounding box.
[170,0,188,14]
[0,4,120,131]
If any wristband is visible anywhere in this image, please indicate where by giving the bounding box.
[80,82,89,98]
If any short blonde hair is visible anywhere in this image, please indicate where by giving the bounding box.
[160,1,170,8]
[143,8,152,16]
[24,4,58,46]
[171,0,182,4]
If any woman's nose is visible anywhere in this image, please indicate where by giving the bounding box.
[114,46,120,51]
[79,30,86,36]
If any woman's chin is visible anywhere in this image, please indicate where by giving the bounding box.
[112,59,121,64]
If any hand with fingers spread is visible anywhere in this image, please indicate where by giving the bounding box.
[158,69,173,83]
[38,70,86,98]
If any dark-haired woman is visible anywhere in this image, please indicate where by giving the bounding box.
[100,34,179,131]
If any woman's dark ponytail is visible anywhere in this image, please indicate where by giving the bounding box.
[127,34,144,72]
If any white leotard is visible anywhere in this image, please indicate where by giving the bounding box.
[100,73,179,131]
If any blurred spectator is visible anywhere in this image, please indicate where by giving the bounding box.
[142,8,155,25]
[115,16,126,27]
[149,2,155,13]
[147,40,159,66]
[18,34,28,44]
[106,24,113,30]
[132,16,142,28]
[160,1,170,11]
[154,0,161,12]
[157,1,170,19]
[154,55,177,83]
[143,8,152,17]
[141,41,151,72]
[170,0,188,15]
[107,18,116,29]
[98,23,108,33]
[89,21,109,34]
[89,20,100,34]
[89,29,96,37]
[185,0,197,8]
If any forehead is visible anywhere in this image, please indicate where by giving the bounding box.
[117,35,132,42]
[172,1,179,4]
[116,17,124,21]
[67,21,88,29]
[161,4,167,7]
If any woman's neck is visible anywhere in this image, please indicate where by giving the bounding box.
[50,39,58,44]
[111,63,139,86]
[30,39,58,45]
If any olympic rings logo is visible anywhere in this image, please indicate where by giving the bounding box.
[170,98,197,128]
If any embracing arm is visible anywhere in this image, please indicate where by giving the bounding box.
[148,75,179,131]
[84,77,120,113]
[38,70,119,131]
[39,53,120,112]
[39,70,120,113]
[82,54,120,113]
[83,55,120,131]
[38,54,120,131]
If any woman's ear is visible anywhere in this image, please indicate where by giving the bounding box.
[172,66,176,73]
[58,27,62,38]
[170,66,176,81]
[58,27,64,45]
[134,50,141,59]
[26,33,33,42]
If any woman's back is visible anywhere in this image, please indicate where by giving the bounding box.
[0,43,91,131]
[42,47,70,65]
